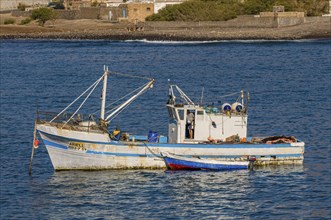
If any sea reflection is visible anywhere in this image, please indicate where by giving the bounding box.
[31,166,305,219]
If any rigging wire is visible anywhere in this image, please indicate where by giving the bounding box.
[50,75,104,123]
[92,83,147,115]
[110,71,152,81]
[62,76,103,128]
[107,85,150,123]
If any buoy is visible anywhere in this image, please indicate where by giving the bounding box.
[231,102,243,112]
[33,139,39,149]
[222,103,231,112]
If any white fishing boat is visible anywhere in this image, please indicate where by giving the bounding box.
[31,66,305,171]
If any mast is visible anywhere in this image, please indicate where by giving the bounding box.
[100,66,109,120]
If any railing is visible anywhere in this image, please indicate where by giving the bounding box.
[36,111,98,124]
[36,111,105,133]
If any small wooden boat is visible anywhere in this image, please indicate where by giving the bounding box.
[161,152,255,171]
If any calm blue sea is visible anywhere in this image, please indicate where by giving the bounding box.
[0,39,330,219]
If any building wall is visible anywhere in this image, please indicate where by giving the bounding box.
[127,3,153,22]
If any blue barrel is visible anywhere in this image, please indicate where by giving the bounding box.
[148,131,158,143]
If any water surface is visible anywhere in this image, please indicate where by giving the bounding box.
[0,39,330,219]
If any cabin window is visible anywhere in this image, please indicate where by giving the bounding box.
[146,7,151,11]
[177,109,184,120]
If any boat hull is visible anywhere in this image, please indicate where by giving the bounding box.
[37,124,304,170]
[161,152,251,171]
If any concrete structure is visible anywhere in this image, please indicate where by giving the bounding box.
[259,10,305,27]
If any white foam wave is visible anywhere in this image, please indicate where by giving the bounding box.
[124,39,224,44]
[123,38,319,44]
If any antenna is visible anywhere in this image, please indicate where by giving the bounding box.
[200,87,204,105]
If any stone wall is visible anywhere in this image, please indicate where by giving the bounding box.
[79,7,100,19]
[57,10,80,19]
[277,17,304,27]
[305,16,331,23]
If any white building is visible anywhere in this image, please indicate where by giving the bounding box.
[153,0,185,14]
[105,0,124,7]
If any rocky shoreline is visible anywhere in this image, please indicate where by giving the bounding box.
[1,16,330,41]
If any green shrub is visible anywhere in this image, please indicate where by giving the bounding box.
[147,0,238,21]
[4,18,15,25]
[31,7,57,26]
[20,17,32,25]
[146,0,330,21]
[241,0,271,15]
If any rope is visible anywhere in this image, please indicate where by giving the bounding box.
[188,92,242,102]
[92,83,147,115]
[50,75,104,123]
[143,142,162,158]
[105,80,153,121]
[107,88,149,123]
[110,71,153,81]
[106,84,147,114]
[62,76,102,128]
[219,91,241,98]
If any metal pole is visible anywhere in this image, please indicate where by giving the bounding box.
[100,66,108,120]
[29,120,37,176]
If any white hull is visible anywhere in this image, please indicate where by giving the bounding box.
[37,124,304,170]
